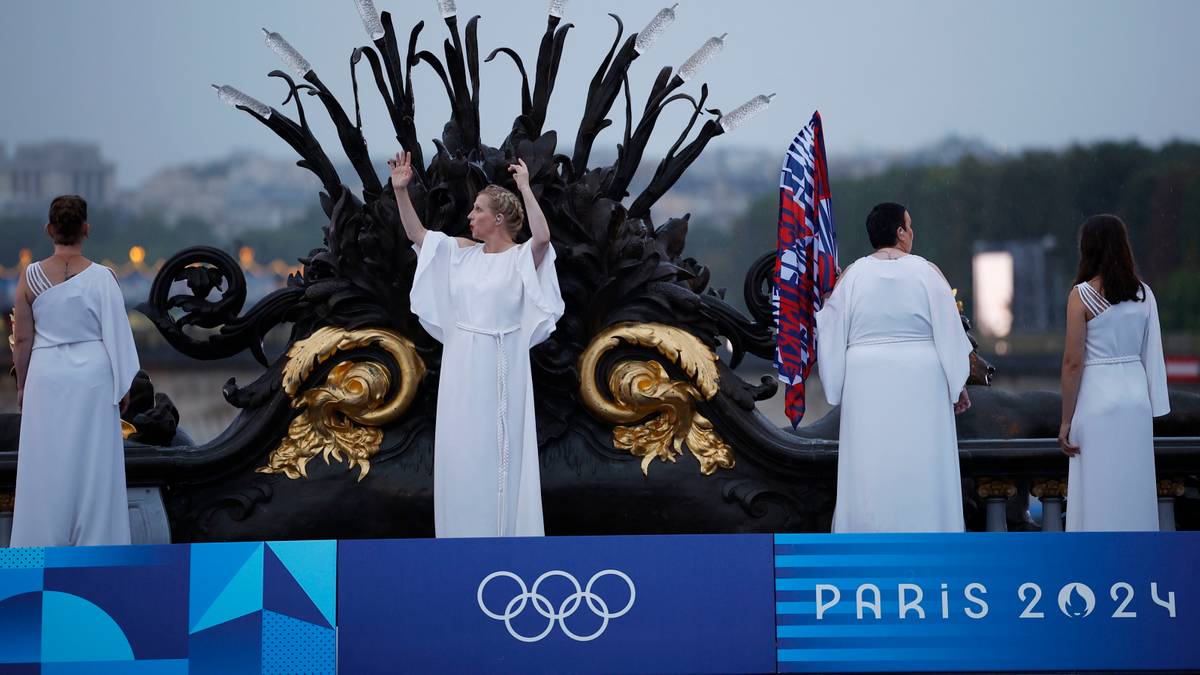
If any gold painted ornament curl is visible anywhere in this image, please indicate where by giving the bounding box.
[579,323,734,476]
[257,326,425,481]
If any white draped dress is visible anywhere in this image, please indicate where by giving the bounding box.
[10,262,140,547]
[1066,282,1169,532]
[815,255,973,533]
[410,232,564,538]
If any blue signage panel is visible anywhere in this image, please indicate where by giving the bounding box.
[338,534,776,674]
[189,540,337,674]
[0,541,337,674]
[6,533,1198,672]
[775,532,1200,673]
[0,544,189,672]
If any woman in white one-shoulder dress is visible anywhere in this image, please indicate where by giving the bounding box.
[1059,214,1169,532]
[10,195,140,547]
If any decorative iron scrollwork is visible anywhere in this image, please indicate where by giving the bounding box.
[137,246,305,367]
[257,326,425,480]
[579,322,734,476]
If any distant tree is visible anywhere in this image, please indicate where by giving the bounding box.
[236,206,328,264]
[683,140,1200,331]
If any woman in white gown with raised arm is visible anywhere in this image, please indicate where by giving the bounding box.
[1059,214,1169,532]
[389,151,564,538]
[10,195,140,547]
[816,203,974,533]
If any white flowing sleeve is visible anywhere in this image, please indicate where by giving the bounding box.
[815,270,851,407]
[922,262,973,405]
[1140,284,1171,417]
[517,241,565,348]
[409,231,456,343]
[98,269,141,405]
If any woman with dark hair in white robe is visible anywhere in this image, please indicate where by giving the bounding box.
[10,195,140,547]
[1059,214,1169,531]
[389,151,564,538]
[816,203,973,533]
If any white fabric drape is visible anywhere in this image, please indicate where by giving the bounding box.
[11,264,139,547]
[410,232,564,537]
[815,255,972,533]
[1066,283,1169,532]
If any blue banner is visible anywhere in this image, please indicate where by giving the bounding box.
[3,533,1199,672]
[775,532,1200,673]
[338,534,777,674]
[0,541,336,674]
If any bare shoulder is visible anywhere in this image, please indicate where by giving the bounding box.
[14,267,30,294]
[1064,286,1088,319]
[453,236,475,248]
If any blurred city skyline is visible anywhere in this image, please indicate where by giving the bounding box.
[3,0,1200,186]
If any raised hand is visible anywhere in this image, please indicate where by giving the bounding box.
[388,151,413,190]
[508,158,531,192]
[389,149,427,246]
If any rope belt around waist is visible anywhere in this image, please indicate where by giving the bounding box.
[456,321,521,535]
[1085,355,1140,366]
[847,336,933,347]
[32,338,102,350]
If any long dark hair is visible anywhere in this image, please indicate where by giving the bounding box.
[1074,214,1144,303]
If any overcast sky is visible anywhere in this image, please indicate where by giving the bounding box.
[3,0,1199,186]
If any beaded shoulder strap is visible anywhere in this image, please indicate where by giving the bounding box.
[24,262,52,297]
[1076,282,1110,317]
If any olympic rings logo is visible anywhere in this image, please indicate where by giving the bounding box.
[476,570,636,642]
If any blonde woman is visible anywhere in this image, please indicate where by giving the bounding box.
[390,151,564,537]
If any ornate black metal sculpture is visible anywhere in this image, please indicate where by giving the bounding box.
[134,2,815,538]
[3,2,1195,538]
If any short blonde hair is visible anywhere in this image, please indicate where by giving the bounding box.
[478,185,525,238]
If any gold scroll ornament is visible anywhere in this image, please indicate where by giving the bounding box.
[579,322,734,476]
[257,326,424,481]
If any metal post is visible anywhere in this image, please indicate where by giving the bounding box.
[1158,479,1184,532]
[1031,479,1067,532]
[977,478,1017,533]
[1041,498,1064,532]
[1158,498,1177,532]
[985,497,1008,532]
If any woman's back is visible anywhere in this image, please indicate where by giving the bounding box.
[27,261,106,347]
[1066,278,1168,532]
[816,252,972,533]
[846,255,934,344]
[12,256,140,547]
[1076,281,1151,364]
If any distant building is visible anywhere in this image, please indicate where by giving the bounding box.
[643,147,779,232]
[127,151,327,237]
[0,141,116,211]
[973,236,1063,336]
